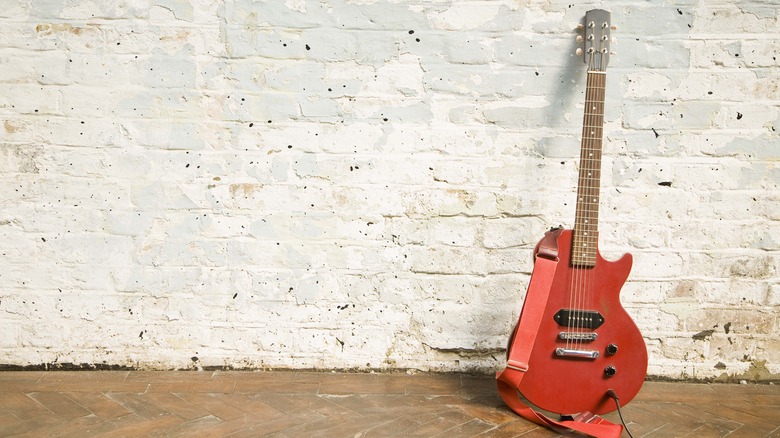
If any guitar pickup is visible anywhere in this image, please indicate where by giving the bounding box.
[555,348,600,359]
[559,332,598,341]
[553,309,604,329]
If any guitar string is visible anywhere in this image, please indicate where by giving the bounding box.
[586,71,603,349]
[573,62,591,350]
[589,25,607,351]
[575,69,588,349]
[572,45,605,350]
[581,68,597,348]
[584,31,607,351]
[571,52,595,350]
[582,54,597,348]
[570,50,587,351]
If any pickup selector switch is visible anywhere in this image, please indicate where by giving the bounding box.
[606,343,618,356]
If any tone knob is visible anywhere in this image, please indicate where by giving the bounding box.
[604,366,617,377]
[606,343,618,356]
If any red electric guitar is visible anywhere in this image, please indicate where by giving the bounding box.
[497,9,647,436]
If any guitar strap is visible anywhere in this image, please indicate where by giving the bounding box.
[495,231,623,438]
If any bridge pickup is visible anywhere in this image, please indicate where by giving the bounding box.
[559,332,598,341]
[553,309,604,329]
[555,348,600,359]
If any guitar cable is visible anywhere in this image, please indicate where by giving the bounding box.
[606,389,635,438]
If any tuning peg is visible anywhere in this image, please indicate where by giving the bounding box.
[610,51,617,55]
[576,23,584,31]
[576,35,583,42]
[576,48,583,56]
[611,25,617,30]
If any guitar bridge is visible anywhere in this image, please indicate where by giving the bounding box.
[555,348,600,359]
[559,332,598,341]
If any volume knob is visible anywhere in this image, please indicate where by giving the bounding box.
[606,343,618,356]
[604,366,617,377]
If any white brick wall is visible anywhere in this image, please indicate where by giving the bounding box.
[0,0,777,381]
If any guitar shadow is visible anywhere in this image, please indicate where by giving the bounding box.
[546,28,588,129]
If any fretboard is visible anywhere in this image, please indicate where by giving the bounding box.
[572,71,606,267]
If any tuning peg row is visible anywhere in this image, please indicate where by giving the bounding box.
[573,48,616,56]
[577,24,617,31]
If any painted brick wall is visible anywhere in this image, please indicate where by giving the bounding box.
[0,0,778,381]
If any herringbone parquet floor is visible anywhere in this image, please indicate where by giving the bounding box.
[0,371,777,437]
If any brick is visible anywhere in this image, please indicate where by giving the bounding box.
[692,5,780,34]
[0,322,21,348]
[616,5,694,37]
[388,216,479,247]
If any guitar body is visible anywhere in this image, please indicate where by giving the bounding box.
[515,229,647,415]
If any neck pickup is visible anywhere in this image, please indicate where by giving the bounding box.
[553,308,605,329]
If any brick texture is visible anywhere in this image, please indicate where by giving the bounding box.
[0,1,778,381]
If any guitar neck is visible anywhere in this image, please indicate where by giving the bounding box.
[572,71,606,267]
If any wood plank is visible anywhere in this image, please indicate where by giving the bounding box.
[27,392,92,421]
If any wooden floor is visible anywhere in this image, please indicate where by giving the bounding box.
[0,371,778,437]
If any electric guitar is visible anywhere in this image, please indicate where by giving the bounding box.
[499,9,647,418]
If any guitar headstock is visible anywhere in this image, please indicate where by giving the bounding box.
[576,9,612,71]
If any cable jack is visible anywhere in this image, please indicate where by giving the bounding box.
[606,389,635,438]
